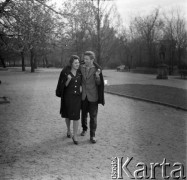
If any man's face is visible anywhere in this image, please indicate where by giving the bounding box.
[84,55,93,67]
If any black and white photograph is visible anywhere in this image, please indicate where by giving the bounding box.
[0,0,186,179]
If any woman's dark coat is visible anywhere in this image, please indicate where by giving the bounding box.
[56,66,71,115]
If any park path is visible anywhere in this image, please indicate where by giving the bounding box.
[0,68,186,180]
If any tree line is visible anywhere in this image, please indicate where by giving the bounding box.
[0,0,187,72]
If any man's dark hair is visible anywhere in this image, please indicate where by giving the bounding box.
[84,51,96,60]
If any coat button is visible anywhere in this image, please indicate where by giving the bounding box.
[75,86,77,88]
[75,91,76,93]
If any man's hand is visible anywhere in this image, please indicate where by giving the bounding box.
[95,69,101,85]
[95,69,101,78]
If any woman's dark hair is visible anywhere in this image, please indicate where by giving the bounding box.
[69,55,80,66]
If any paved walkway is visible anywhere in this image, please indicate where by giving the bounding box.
[0,68,186,180]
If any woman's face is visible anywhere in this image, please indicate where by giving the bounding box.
[72,59,80,70]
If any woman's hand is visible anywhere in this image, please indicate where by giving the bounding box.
[67,74,72,80]
[65,74,72,86]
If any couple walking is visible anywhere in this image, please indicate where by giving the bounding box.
[56,51,105,145]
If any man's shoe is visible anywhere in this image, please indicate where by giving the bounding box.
[81,130,87,136]
[90,137,96,144]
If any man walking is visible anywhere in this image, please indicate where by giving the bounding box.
[80,51,105,143]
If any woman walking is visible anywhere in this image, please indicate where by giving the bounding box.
[56,55,82,145]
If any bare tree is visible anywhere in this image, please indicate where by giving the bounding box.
[130,9,163,67]
[0,0,56,72]
[59,0,119,66]
[163,9,187,67]
[0,0,11,15]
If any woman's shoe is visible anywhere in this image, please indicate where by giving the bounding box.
[67,132,71,138]
[72,136,78,145]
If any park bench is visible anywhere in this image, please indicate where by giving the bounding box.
[179,69,187,79]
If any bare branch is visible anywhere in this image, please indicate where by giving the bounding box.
[0,0,11,14]
[33,0,71,17]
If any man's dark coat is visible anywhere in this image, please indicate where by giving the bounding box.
[93,61,105,106]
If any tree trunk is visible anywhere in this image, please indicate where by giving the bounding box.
[34,56,37,69]
[13,58,16,67]
[126,53,129,68]
[0,55,6,68]
[30,49,35,72]
[45,56,48,68]
[139,45,142,66]
[178,48,182,66]
[37,57,40,67]
[130,55,133,68]
[153,45,157,67]
[148,44,153,67]
[21,51,25,71]
[42,56,45,67]
[96,0,101,65]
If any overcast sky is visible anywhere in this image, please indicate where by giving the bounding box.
[52,0,187,26]
[115,0,187,23]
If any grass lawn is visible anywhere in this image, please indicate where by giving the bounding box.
[105,84,187,110]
